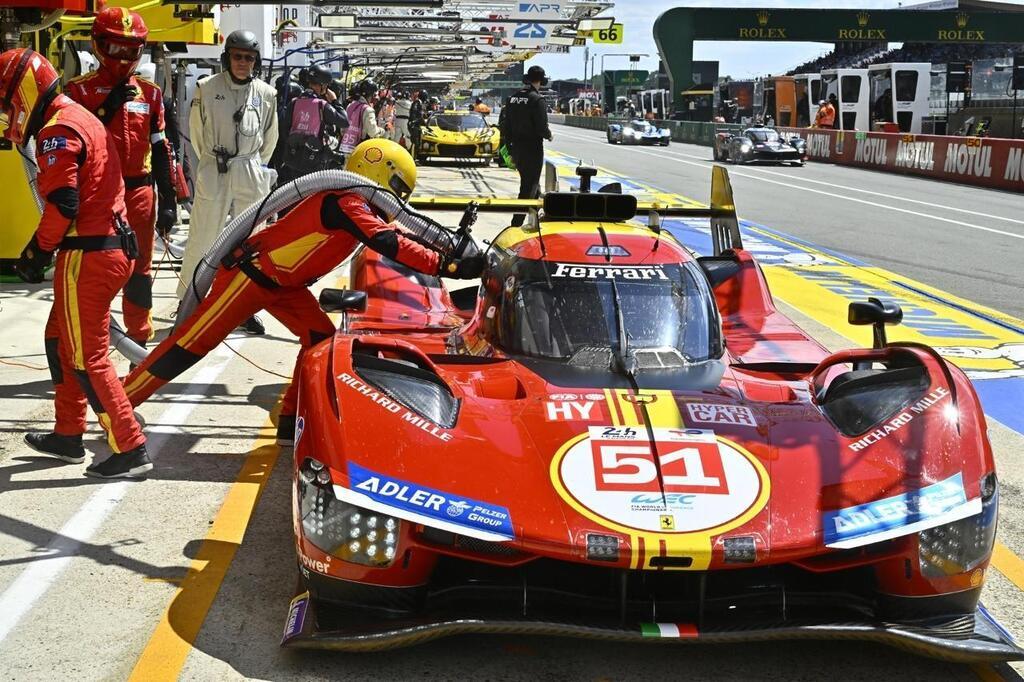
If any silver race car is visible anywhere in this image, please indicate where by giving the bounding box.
[607,119,671,146]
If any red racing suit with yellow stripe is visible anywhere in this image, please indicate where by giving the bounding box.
[65,69,178,344]
[123,191,442,417]
[35,94,145,453]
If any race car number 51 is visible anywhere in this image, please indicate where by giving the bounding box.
[592,439,730,495]
[553,427,768,534]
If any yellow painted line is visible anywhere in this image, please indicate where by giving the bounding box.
[992,542,1024,593]
[130,272,347,678]
[128,409,282,681]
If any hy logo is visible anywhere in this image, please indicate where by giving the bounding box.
[956,12,970,28]
[756,10,770,27]
[857,11,870,27]
[447,500,471,517]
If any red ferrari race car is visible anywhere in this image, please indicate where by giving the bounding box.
[282,166,1020,661]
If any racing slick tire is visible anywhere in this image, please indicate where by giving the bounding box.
[661,141,670,146]
[606,131,613,144]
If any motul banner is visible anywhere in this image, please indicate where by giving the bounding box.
[781,128,1024,192]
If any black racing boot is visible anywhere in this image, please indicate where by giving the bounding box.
[237,315,265,336]
[25,432,86,464]
[85,444,153,479]
[276,414,296,447]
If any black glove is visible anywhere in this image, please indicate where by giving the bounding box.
[156,206,177,237]
[14,236,53,284]
[441,253,486,280]
[97,83,140,125]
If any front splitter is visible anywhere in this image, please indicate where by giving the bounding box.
[280,592,1024,662]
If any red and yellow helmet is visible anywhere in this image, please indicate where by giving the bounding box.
[91,7,149,82]
[0,48,61,146]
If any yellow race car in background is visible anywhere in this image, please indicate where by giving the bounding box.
[417,111,500,165]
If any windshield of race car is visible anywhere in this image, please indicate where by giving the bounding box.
[627,121,652,132]
[428,114,488,132]
[748,129,781,143]
[487,260,720,366]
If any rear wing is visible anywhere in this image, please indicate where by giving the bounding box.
[409,164,742,255]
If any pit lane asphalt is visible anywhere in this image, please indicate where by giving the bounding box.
[548,124,1024,321]
[0,159,1022,681]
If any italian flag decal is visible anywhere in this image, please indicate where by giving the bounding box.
[640,622,698,638]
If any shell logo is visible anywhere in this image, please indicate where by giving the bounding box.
[363,147,384,164]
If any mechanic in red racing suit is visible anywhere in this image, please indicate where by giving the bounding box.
[2,48,151,478]
[122,139,484,445]
[65,7,188,348]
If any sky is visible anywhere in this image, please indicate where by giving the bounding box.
[527,0,1024,82]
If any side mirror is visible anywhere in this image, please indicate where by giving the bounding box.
[849,297,902,349]
[319,288,367,314]
[320,289,368,334]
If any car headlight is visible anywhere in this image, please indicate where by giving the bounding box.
[919,472,997,578]
[299,457,399,567]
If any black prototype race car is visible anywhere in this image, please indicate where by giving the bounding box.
[714,127,807,166]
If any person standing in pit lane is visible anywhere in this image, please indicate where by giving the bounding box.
[391,90,413,151]
[280,63,349,179]
[408,90,425,158]
[121,139,485,447]
[65,7,187,352]
[3,48,151,478]
[340,79,385,156]
[179,29,278,335]
[500,65,552,227]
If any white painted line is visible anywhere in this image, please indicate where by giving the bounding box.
[0,343,242,645]
[553,128,1024,242]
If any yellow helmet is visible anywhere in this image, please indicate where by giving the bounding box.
[345,138,417,201]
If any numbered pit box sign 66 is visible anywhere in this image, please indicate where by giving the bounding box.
[593,23,624,44]
[552,427,769,534]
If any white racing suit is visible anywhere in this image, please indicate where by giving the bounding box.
[391,97,412,151]
[179,71,278,299]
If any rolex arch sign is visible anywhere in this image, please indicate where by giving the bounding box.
[654,7,1024,111]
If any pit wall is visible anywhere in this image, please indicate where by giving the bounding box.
[554,115,1024,192]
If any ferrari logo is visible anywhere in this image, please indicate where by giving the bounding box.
[660,515,675,530]
[121,9,133,35]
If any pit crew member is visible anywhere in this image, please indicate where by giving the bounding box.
[65,7,186,348]
[2,48,150,478]
[179,29,278,337]
[122,139,485,446]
